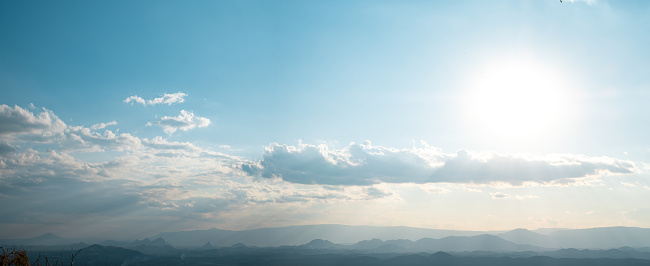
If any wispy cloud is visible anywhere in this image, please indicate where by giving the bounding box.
[0,142,16,155]
[567,0,597,5]
[146,110,211,134]
[123,92,187,106]
[91,121,117,130]
[490,192,539,200]
[61,126,142,152]
[490,192,510,199]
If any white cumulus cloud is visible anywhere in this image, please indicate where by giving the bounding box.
[0,105,66,137]
[124,92,187,106]
[146,110,211,134]
[243,141,636,186]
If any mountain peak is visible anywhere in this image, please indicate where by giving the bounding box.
[352,238,386,249]
[302,239,337,249]
[150,237,167,246]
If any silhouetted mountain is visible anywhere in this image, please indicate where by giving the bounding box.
[497,228,555,247]
[289,235,543,253]
[153,224,496,247]
[16,242,650,266]
[495,227,650,250]
[352,238,385,249]
[99,237,170,249]
[532,228,567,235]
[130,237,167,247]
[548,227,650,249]
[148,225,650,251]
[416,234,544,252]
[7,225,650,259]
[300,239,343,249]
[385,239,415,247]
[230,243,247,248]
[545,248,650,260]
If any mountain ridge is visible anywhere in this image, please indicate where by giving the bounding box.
[4,225,650,250]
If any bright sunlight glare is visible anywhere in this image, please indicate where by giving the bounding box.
[465,59,570,145]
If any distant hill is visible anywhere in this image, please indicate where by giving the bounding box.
[152,225,650,249]
[6,225,650,252]
[13,241,650,265]
[548,227,650,249]
[300,239,342,249]
[99,237,169,248]
[412,234,544,252]
[339,235,544,253]
[498,227,650,249]
[153,224,496,247]
[497,228,556,248]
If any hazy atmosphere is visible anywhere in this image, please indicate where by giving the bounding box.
[2,0,650,241]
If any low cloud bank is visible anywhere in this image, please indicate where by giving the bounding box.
[244,142,635,185]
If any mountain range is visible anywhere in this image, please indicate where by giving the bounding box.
[3,225,650,251]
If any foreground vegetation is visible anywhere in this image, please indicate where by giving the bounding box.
[4,244,650,266]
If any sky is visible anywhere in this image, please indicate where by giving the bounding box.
[1,0,650,240]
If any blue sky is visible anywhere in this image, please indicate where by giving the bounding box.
[2,0,650,240]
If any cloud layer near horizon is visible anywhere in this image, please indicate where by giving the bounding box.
[244,142,635,186]
[0,103,644,239]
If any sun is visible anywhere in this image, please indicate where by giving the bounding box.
[464,59,569,145]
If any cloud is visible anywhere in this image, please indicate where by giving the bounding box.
[365,186,394,199]
[61,126,142,152]
[0,149,145,226]
[0,149,104,186]
[0,104,367,239]
[124,92,187,106]
[91,121,117,130]
[143,136,199,151]
[2,103,645,239]
[431,150,635,185]
[146,110,210,134]
[245,141,636,186]
[568,0,597,5]
[490,192,510,199]
[515,194,539,200]
[419,184,451,194]
[247,141,444,186]
[0,142,16,155]
[0,105,66,137]
[489,192,538,200]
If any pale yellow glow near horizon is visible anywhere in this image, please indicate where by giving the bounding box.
[465,59,570,146]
